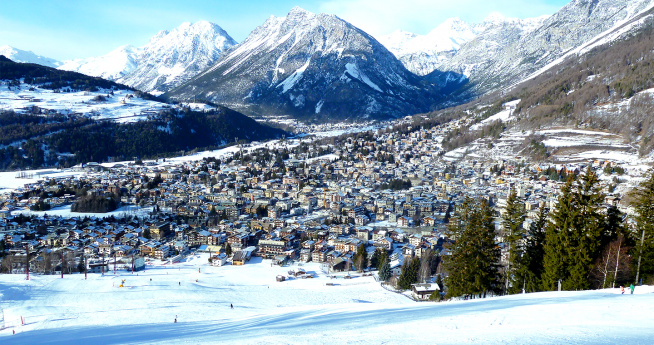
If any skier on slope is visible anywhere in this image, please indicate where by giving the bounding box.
[230,304,233,309]
[630,284,635,295]
[620,286,625,294]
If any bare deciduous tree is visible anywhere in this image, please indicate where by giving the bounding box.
[590,236,632,289]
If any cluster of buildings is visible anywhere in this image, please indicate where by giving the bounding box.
[0,118,632,278]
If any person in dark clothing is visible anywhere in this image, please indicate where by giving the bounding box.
[230,304,233,309]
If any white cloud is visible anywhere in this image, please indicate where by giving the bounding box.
[319,0,566,37]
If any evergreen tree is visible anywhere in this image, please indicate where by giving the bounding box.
[565,167,606,290]
[512,207,548,293]
[225,243,233,257]
[370,248,381,270]
[631,169,654,284]
[541,179,575,291]
[542,169,608,291]
[77,257,85,273]
[398,256,420,290]
[445,198,501,298]
[378,249,389,271]
[503,189,526,294]
[429,274,445,301]
[356,243,366,266]
[378,259,391,282]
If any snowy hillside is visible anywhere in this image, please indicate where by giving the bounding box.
[1,256,653,344]
[58,22,237,95]
[57,45,140,81]
[166,7,439,121]
[0,83,169,123]
[0,46,61,68]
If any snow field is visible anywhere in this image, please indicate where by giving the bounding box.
[0,169,85,193]
[0,85,169,123]
[1,255,654,344]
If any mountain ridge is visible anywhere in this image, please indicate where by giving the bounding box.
[58,21,237,95]
[166,7,444,121]
[0,45,62,68]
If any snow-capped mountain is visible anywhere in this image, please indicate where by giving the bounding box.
[0,45,62,68]
[439,0,654,97]
[378,14,549,77]
[166,7,440,121]
[377,18,479,76]
[118,21,237,95]
[58,45,139,80]
[58,21,237,95]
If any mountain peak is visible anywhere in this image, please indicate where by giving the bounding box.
[149,30,170,44]
[288,6,312,16]
[483,12,506,24]
[167,8,437,120]
[430,17,473,36]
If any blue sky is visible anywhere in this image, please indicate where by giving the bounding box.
[0,0,570,60]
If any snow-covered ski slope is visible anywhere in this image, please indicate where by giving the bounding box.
[1,255,653,344]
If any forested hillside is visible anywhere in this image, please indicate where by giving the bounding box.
[0,106,286,170]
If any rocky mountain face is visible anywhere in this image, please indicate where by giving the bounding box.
[118,21,237,95]
[439,0,654,97]
[58,21,237,95]
[166,7,442,121]
[377,13,548,77]
[0,45,62,68]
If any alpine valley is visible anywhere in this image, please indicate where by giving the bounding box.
[3,0,654,162]
[4,2,654,344]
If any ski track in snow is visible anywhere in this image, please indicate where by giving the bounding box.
[1,257,654,344]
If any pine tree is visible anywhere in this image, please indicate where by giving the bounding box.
[398,256,420,290]
[370,248,381,270]
[444,198,501,298]
[631,169,654,284]
[429,274,445,301]
[565,167,605,291]
[541,179,574,291]
[355,243,367,270]
[503,189,527,294]
[378,259,391,282]
[225,243,233,257]
[542,169,608,291]
[378,249,389,271]
[518,206,549,293]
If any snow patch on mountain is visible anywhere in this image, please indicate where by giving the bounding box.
[277,58,311,93]
[344,62,382,92]
[0,45,62,68]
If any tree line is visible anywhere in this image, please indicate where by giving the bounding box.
[440,168,654,299]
